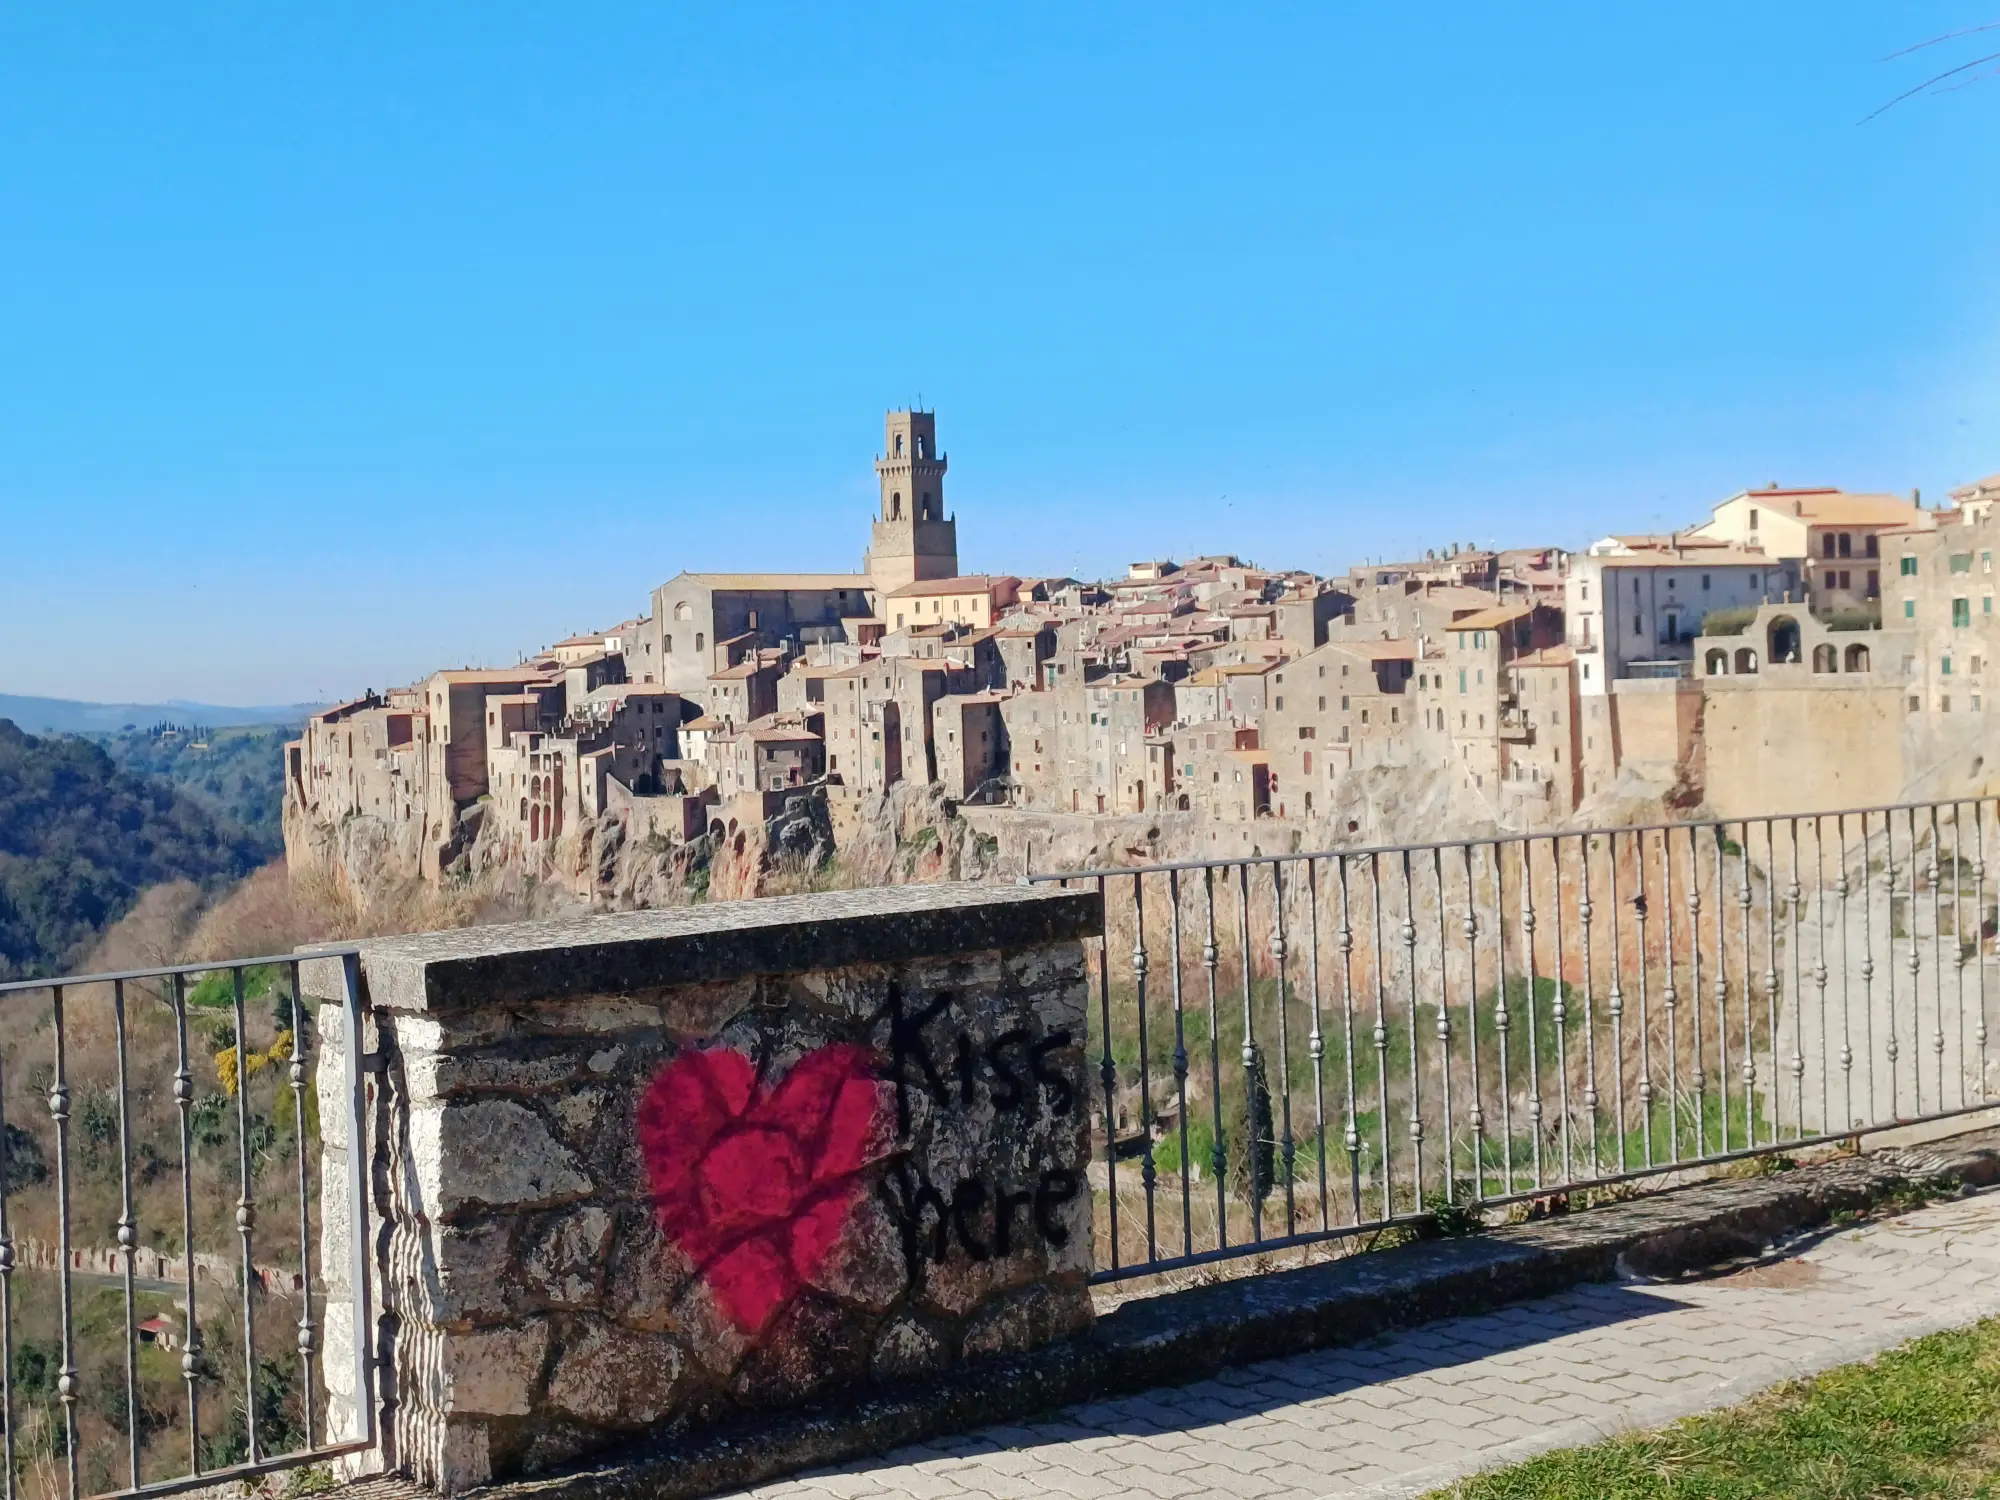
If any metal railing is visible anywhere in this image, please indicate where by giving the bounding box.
[0,950,374,1500]
[1033,798,1998,1283]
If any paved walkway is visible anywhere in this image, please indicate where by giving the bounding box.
[729,1188,2000,1499]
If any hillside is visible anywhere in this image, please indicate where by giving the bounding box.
[102,723,290,854]
[0,720,267,980]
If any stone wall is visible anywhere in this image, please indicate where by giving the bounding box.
[305,882,1100,1491]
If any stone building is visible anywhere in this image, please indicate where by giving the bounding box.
[864,409,959,593]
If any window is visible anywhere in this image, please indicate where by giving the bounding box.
[1952,553,1975,574]
[1902,556,1919,577]
[1275,696,1284,711]
[1905,600,1916,620]
[1749,508,1760,531]
[1943,656,1954,676]
[1457,670,1466,693]
[1866,535,1879,557]
[1318,696,1326,711]
[1987,597,1995,616]
[1390,707,1399,723]
[1632,615,1643,637]
[1361,709,1370,725]
[1340,694,1350,710]
[696,632,705,651]
[1954,598,1972,628]
[1702,574,1711,591]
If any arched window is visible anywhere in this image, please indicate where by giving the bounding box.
[673,601,692,621]
[891,492,903,520]
[695,632,705,653]
[1706,649,1729,676]
[1735,647,1759,674]
[1812,643,1837,674]
[664,633,673,654]
[1768,615,1802,665]
[1845,643,1871,673]
[920,492,932,519]
[529,805,541,841]
[895,434,904,456]
[916,434,927,458]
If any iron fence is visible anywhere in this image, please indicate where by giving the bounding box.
[1032,798,2000,1282]
[0,950,374,1500]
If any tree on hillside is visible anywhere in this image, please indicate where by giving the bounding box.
[0,720,264,980]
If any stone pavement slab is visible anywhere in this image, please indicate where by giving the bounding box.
[727,1187,2000,1499]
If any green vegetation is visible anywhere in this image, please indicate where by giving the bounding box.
[1430,1316,2000,1499]
[0,719,266,979]
[101,723,291,854]
[1699,606,1758,637]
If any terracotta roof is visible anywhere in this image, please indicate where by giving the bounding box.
[1726,490,1926,527]
[1446,605,1532,631]
[886,574,1019,599]
[1326,639,1419,660]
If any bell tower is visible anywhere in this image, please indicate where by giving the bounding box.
[865,409,959,595]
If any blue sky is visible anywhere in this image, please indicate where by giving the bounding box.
[3,5,1997,705]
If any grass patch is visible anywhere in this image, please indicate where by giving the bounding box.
[1429,1315,2000,1499]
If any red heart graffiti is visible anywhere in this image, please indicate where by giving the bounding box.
[638,1044,893,1337]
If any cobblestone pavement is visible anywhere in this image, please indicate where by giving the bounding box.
[729,1188,2000,1499]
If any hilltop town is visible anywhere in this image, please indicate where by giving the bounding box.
[286,410,2000,904]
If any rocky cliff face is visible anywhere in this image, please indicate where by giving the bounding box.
[284,762,1693,935]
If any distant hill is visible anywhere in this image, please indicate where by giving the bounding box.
[0,720,267,980]
[0,693,319,736]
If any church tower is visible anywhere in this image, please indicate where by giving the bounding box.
[865,409,959,595]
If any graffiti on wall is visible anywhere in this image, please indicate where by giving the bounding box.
[637,984,1079,1337]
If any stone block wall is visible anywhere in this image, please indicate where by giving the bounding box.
[305,883,1100,1491]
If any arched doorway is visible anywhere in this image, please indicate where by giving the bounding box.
[1768,615,1802,665]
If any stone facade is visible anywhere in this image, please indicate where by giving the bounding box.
[306,883,1099,1491]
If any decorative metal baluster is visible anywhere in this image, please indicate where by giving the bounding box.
[172,972,205,1472]
[1884,812,1902,1120]
[1608,833,1629,1171]
[1686,827,1707,1158]
[1953,804,1971,1111]
[1765,821,1782,1139]
[1634,835,1654,1166]
[1800,824,1816,1136]
[1520,841,1544,1188]
[1202,868,1228,1247]
[1273,862,1298,1234]
[1237,863,1263,1241]
[1929,807,1948,1113]
[1491,841,1514,1192]
[1130,874,1158,1263]
[1738,822,1759,1147]
[1551,838,1572,1184]
[1369,853,1394,1220]
[1813,818,1831,1135]
[1661,829,1680,1162]
[1336,856,1364,1222]
[1977,803,1991,1104]
[1166,872,1194,1260]
[1711,826,1731,1150]
[1306,860,1331,1230]
[1909,808,1925,1116]
[1579,835,1601,1176]
[1433,847,1458,1201]
[0,989,15,1500]
[1400,851,1425,1201]
[1462,845,1486,1200]
[1836,820,1855,1134]
[1095,875,1119,1268]
[289,961,320,1451]
[49,984,82,1498]
[233,966,263,1461]
[113,980,143,1487]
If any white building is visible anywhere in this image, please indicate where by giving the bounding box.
[1567,535,1799,697]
